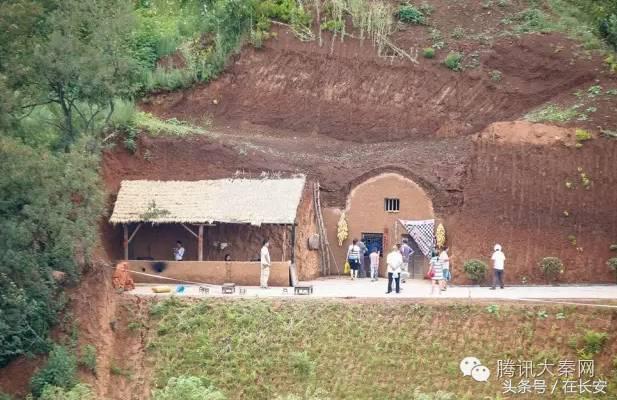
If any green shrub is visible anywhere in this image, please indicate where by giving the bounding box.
[599,14,617,50]
[152,376,226,400]
[38,384,94,400]
[575,128,593,142]
[463,260,488,283]
[397,5,426,24]
[290,351,315,378]
[322,19,344,33]
[0,392,13,400]
[0,139,103,367]
[79,345,97,375]
[30,345,78,398]
[539,257,564,283]
[444,52,463,71]
[422,47,436,58]
[581,330,608,357]
[515,8,551,33]
[607,257,617,282]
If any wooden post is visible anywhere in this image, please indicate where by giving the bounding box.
[282,226,287,261]
[123,224,129,260]
[198,224,204,261]
[291,224,296,264]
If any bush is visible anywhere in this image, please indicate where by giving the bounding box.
[30,345,78,398]
[607,257,617,281]
[575,128,593,142]
[38,384,94,400]
[463,260,488,283]
[444,52,463,71]
[599,14,617,50]
[422,47,435,58]
[0,139,103,367]
[539,257,564,283]
[397,5,426,24]
[515,8,551,33]
[290,351,315,378]
[152,376,226,400]
[79,345,97,375]
[581,330,608,357]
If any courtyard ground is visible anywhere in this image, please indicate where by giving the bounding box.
[129,277,617,301]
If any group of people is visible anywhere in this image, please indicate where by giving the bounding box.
[348,237,507,294]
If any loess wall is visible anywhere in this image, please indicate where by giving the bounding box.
[324,173,434,277]
[444,124,617,284]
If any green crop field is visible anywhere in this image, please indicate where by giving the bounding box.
[142,298,617,399]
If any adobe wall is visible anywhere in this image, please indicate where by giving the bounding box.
[323,173,434,277]
[127,260,290,286]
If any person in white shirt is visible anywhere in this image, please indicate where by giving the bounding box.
[260,239,271,289]
[386,244,403,294]
[490,244,506,290]
[173,241,185,261]
[369,247,380,282]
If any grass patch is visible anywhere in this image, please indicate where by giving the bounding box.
[144,299,616,399]
[524,104,580,122]
[134,112,209,137]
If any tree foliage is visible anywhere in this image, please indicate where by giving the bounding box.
[0,138,103,367]
[1,0,141,149]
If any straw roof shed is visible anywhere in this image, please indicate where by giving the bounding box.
[110,176,306,226]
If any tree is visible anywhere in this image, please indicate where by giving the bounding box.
[0,138,103,366]
[3,0,141,149]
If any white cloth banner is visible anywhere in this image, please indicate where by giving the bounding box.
[399,219,435,258]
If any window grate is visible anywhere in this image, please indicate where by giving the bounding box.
[384,198,400,212]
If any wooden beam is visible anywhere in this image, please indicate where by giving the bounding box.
[123,224,129,260]
[181,223,199,239]
[198,224,204,261]
[291,224,296,263]
[282,227,287,261]
[127,223,142,244]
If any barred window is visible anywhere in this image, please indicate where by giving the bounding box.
[384,198,400,212]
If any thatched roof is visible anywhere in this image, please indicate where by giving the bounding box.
[109,176,306,225]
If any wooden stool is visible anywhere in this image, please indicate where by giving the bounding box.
[239,288,247,295]
[222,283,236,294]
[294,285,313,295]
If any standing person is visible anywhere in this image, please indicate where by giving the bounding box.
[357,239,368,278]
[260,239,271,289]
[439,247,450,290]
[369,247,380,282]
[386,244,403,294]
[399,239,414,282]
[173,241,185,261]
[490,244,506,290]
[347,239,361,280]
[429,250,444,295]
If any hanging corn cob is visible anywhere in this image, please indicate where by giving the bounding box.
[337,212,349,246]
[436,223,446,249]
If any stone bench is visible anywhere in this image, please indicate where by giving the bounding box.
[294,285,313,295]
